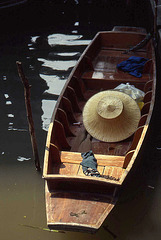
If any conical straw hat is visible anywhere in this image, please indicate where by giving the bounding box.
[83,90,141,142]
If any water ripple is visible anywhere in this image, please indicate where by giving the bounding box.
[48,33,90,46]
[41,99,57,131]
[38,58,77,71]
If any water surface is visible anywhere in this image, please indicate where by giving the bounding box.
[0,2,161,240]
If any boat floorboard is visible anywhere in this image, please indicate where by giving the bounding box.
[45,182,117,232]
[68,107,133,155]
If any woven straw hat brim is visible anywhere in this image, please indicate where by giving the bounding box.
[83,90,141,142]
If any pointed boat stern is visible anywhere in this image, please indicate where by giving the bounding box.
[45,181,117,232]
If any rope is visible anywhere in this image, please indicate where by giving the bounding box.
[123,32,152,54]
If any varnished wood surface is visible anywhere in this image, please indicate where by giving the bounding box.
[43,26,156,232]
[51,151,125,181]
[45,182,116,232]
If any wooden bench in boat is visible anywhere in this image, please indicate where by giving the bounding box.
[58,151,125,180]
[80,47,153,91]
[82,71,150,83]
[44,114,148,184]
[44,148,125,183]
[82,63,152,92]
[44,142,139,184]
[82,71,150,91]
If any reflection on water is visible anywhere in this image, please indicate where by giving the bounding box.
[47,33,90,46]
[0,1,161,240]
[41,99,56,131]
[17,156,31,162]
[38,59,77,71]
[31,33,90,131]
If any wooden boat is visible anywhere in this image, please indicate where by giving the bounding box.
[43,26,156,232]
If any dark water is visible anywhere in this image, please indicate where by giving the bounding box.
[0,1,161,240]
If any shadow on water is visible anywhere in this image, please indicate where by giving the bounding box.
[0,1,161,240]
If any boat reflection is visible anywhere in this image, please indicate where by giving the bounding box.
[28,33,90,132]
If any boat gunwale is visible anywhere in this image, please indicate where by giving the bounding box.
[119,53,156,183]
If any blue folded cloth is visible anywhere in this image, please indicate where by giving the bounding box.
[117,56,149,78]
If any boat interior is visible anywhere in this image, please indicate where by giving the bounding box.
[43,29,155,187]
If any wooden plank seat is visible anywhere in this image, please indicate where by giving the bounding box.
[44,148,136,183]
[81,48,151,91]
[82,70,150,92]
[48,123,146,177]
[82,74,149,92]
[82,71,150,83]
[60,151,124,167]
[52,151,125,182]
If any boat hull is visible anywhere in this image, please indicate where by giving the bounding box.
[43,26,156,232]
[45,182,116,232]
